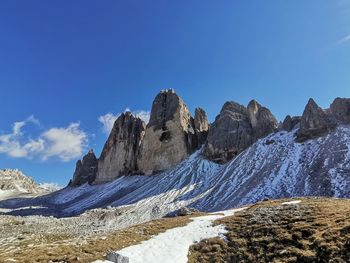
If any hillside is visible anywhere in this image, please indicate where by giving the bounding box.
[0,125,349,222]
[189,198,350,263]
[1,198,348,262]
[0,169,60,201]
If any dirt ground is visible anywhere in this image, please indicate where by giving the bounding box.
[0,210,206,263]
[188,198,350,263]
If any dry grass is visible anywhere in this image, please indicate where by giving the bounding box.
[188,198,350,263]
[0,214,202,263]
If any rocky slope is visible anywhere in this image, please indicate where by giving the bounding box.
[1,122,349,219]
[0,169,60,200]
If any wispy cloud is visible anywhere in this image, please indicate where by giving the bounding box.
[0,117,87,162]
[337,34,350,45]
[99,108,150,135]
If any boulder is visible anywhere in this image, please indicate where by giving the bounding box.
[282,115,301,132]
[94,112,145,184]
[296,99,337,142]
[330,97,350,123]
[71,150,98,186]
[194,107,209,145]
[204,100,277,163]
[107,251,129,263]
[137,89,198,175]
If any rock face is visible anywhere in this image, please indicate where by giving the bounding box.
[281,115,301,132]
[296,99,337,142]
[71,150,98,186]
[0,169,37,192]
[247,100,278,139]
[330,97,350,123]
[94,112,146,184]
[204,100,278,163]
[137,89,200,175]
[194,107,209,145]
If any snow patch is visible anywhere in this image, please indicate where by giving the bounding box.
[93,208,246,263]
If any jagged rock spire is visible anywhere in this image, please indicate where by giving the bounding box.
[71,149,98,186]
[296,98,337,142]
[94,112,146,184]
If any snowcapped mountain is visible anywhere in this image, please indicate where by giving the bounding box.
[1,125,349,226]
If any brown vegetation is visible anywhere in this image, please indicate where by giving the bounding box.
[0,214,199,263]
[188,198,350,263]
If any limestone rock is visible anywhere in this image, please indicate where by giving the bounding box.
[330,97,350,123]
[296,99,337,142]
[282,115,301,132]
[204,101,253,163]
[204,100,277,163]
[107,251,129,263]
[194,107,209,145]
[94,112,145,184]
[71,150,98,186]
[137,89,197,175]
[247,100,278,139]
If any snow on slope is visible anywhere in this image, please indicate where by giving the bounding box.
[1,126,349,224]
[93,208,246,263]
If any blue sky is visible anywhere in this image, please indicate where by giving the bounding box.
[0,0,350,185]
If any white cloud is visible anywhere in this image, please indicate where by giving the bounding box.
[41,123,87,161]
[98,113,118,135]
[99,108,150,135]
[0,117,87,162]
[337,34,350,45]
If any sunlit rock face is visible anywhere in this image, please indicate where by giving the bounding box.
[296,99,337,142]
[137,89,200,175]
[204,100,278,163]
[330,97,350,124]
[94,112,145,184]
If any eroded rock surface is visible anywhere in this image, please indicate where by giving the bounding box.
[71,150,98,186]
[137,89,198,175]
[330,97,350,123]
[94,112,145,184]
[282,115,301,132]
[204,100,278,163]
[194,107,209,146]
[296,99,337,142]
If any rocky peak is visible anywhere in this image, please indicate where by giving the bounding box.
[296,98,337,142]
[94,112,146,184]
[194,107,209,132]
[247,99,260,128]
[137,89,198,175]
[0,169,37,192]
[71,149,98,186]
[204,101,253,163]
[247,99,278,138]
[204,99,277,163]
[330,97,350,123]
[281,115,301,132]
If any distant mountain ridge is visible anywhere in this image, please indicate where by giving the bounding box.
[0,169,60,200]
